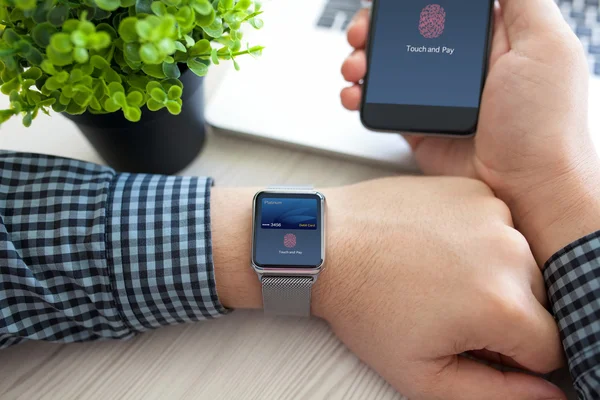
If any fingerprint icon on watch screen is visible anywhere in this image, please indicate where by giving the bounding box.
[283,233,297,248]
[419,4,446,39]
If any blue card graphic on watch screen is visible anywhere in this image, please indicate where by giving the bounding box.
[253,193,322,267]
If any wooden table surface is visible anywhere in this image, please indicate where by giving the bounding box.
[0,67,576,400]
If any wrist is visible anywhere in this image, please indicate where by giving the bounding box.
[211,186,345,317]
[211,187,262,310]
[507,156,600,265]
[311,186,357,322]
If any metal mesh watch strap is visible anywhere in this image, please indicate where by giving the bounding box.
[261,185,315,317]
[261,276,314,317]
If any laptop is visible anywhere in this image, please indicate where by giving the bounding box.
[205,0,600,171]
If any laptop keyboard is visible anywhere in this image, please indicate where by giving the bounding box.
[317,0,600,76]
[316,0,362,31]
[558,0,600,75]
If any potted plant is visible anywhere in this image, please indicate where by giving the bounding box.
[0,0,263,173]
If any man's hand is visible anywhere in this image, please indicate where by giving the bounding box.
[212,177,566,399]
[341,0,600,264]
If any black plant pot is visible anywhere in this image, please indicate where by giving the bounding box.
[65,70,205,175]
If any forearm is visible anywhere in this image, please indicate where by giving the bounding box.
[0,152,131,347]
[211,187,262,310]
[544,231,600,400]
[509,159,600,397]
[0,152,226,348]
[511,158,600,265]
[106,173,226,330]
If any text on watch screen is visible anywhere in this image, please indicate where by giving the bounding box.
[254,195,322,267]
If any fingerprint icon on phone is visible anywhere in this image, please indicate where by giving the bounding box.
[283,233,297,248]
[419,4,446,39]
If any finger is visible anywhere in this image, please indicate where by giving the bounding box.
[497,0,571,48]
[506,228,549,307]
[340,85,362,111]
[481,290,565,375]
[489,2,510,66]
[528,260,548,308]
[468,349,526,371]
[430,356,566,400]
[347,8,369,50]
[512,295,566,374]
[341,50,366,83]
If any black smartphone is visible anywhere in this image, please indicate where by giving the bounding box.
[360,0,494,136]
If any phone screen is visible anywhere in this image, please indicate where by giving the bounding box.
[362,0,493,134]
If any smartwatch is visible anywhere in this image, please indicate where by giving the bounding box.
[251,186,326,317]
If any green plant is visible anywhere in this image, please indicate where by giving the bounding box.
[0,0,263,125]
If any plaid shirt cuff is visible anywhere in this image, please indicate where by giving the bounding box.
[0,152,227,349]
[107,173,228,333]
[544,231,600,399]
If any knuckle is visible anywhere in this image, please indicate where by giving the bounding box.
[487,197,513,225]
[492,292,530,327]
[475,195,513,227]
[501,228,532,260]
[467,178,493,195]
[455,177,495,200]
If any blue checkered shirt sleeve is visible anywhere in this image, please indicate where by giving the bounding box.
[544,232,600,399]
[0,151,227,349]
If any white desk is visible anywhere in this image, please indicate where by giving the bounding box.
[0,67,576,400]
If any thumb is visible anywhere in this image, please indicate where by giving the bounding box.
[497,0,572,49]
[428,356,566,400]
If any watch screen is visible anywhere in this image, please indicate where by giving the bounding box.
[253,192,323,268]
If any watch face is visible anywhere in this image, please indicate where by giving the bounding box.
[253,192,324,268]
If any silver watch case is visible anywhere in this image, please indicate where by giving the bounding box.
[251,189,326,280]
